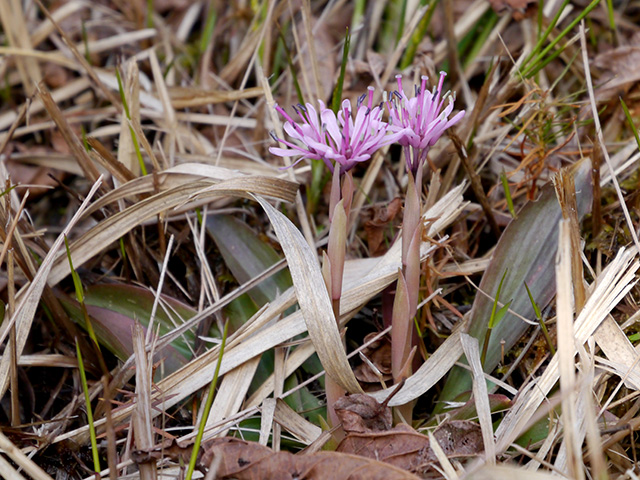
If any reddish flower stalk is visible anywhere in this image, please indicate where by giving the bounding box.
[387,73,465,406]
[271,88,401,428]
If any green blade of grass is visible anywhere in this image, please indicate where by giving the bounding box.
[522,0,601,78]
[500,171,516,219]
[395,0,409,47]
[331,28,350,114]
[115,66,147,175]
[522,0,571,69]
[400,0,438,69]
[488,269,509,330]
[185,319,229,480]
[620,97,640,151]
[76,339,100,472]
[199,2,218,56]
[525,281,555,355]
[481,269,511,365]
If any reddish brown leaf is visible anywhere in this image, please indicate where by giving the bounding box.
[200,437,421,479]
[488,0,536,19]
[354,332,392,384]
[337,420,483,477]
[136,436,421,478]
[364,198,402,256]
[334,393,393,434]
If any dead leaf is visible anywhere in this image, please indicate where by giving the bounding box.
[488,0,537,20]
[593,46,640,101]
[364,198,402,256]
[334,393,393,434]
[137,436,422,479]
[337,420,483,477]
[296,15,336,104]
[354,332,392,384]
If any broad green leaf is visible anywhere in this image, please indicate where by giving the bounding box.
[59,284,197,374]
[206,214,292,307]
[437,159,593,410]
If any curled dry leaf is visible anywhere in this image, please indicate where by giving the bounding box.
[334,393,393,434]
[255,195,363,394]
[354,332,392,384]
[488,0,537,20]
[364,197,402,256]
[338,420,483,477]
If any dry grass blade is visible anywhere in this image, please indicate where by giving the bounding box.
[38,83,102,184]
[83,164,295,216]
[495,247,639,453]
[460,333,496,465]
[370,329,463,407]
[132,323,157,480]
[580,23,640,254]
[117,59,141,175]
[204,357,261,435]
[0,431,53,480]
[0,177,102,397]
[0,453,29,480]
[555,220,583,479]
[255,195,362,394]
[48,176,298,286]
[467,465,559,480]
[0,0,41,96]
[272,398,323,445]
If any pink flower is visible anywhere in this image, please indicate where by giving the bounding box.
[270,87,401,174]
[387,72,465,175]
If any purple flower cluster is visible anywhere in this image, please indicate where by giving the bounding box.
[387,72,466,175]
[270,72,465,176]
[270,87,400,175]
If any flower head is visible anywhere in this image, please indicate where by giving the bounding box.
[270,87,401,175]
[387,72,465,175]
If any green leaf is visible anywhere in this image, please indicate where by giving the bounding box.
[59,284,197,374]
[488,269,509,329]
[206,214,292,307]
[492,300,512,328]
[436,158,593,412]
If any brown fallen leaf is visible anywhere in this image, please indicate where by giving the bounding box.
[337,420,483,477]
[488,0,536,20]
[593,46,640,102]
[334,392,393,434]
[135,436,421,479]
[354,332,392,384]
[364,198,402,256]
